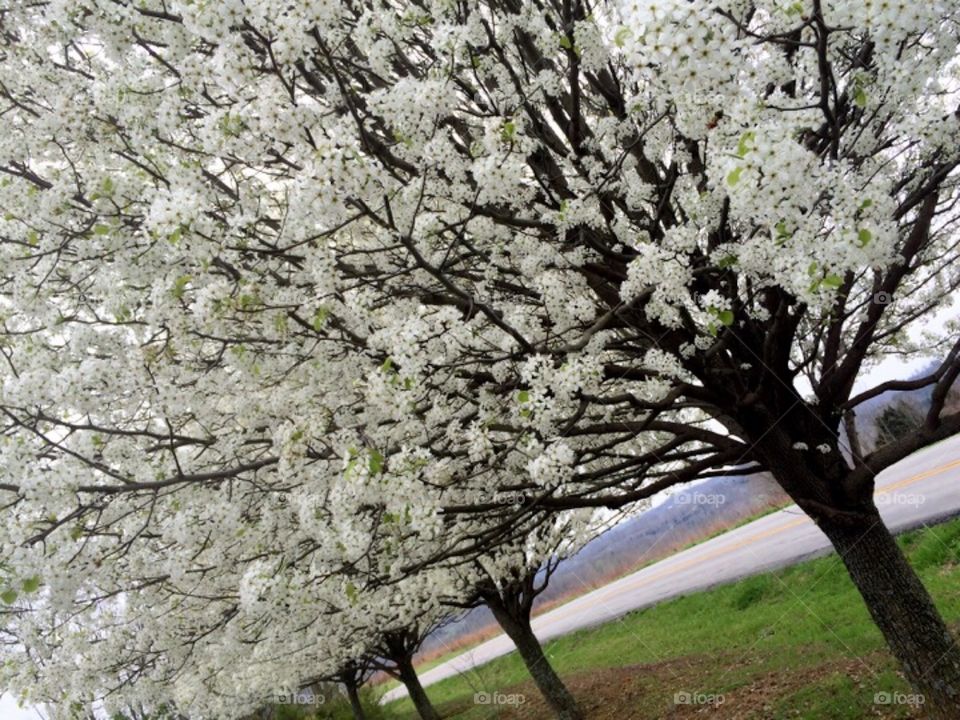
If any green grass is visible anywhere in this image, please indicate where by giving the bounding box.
[377,517,960,719]
[269,688,391,720]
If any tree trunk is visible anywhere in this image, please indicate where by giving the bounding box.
[395,656,440,720]
[489,604,584,720]
[742,409,960,717]
[819,506,960,719]
[345,681,367,720]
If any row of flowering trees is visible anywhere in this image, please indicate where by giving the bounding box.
[2,0,960,717]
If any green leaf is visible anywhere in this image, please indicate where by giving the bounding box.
[853,85,867,108]
[857,228,872,247]
[170,274,192,300]
[787,1,805,16]
[707,306,734,328]
[559,34,573,51]
[21,576,40,594]
[775,220,789,238]
[736,131,755,158]
[168,227,182,245]
[614,27,632,47]
[1,589,17,605]
[26,230,39,246]
[822,274,844,289]
[517,390,530,403]
[345,582,358,605]
[312,306,329,331]
[93,224,111,235]
[368,449,384,475]
[717,254,738,269]
[726,167,744,186]
[500,120,516,143]
[344,457,358,479]
[218,113,244,137]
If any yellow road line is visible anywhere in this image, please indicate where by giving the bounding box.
[877,456,960,494]
[539,455,960,627]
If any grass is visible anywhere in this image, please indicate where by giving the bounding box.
[373,517,960,719]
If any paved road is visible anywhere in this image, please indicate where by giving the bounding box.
[383,434,960,703]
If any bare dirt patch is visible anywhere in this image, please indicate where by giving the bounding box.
[434,651,923,720]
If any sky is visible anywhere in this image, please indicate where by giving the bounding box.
[0,694,42,720]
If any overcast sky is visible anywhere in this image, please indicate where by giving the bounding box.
[0,694,42,720]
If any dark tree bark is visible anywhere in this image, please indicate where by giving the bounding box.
[371,626,442,720]
[472,562,585,720]
[819,506,960,719]
[342,675,367,720]
[345,683,366,720]
[393,654,440,720]
[486,598,584,720]
[738,403,960,719]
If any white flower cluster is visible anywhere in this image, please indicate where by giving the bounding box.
[527,442,576,488]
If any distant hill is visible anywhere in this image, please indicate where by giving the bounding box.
[537,472,788,602]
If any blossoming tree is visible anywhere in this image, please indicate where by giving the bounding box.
[453,512,602,720]
[2,0,960,716]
